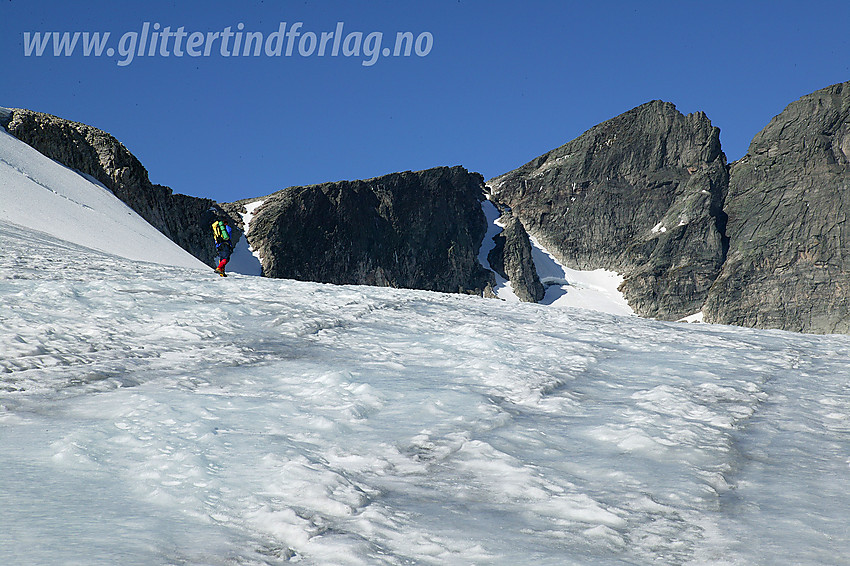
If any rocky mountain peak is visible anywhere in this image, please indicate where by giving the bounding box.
[236,166,495,295]
[488,99,728,320]
[8,80,850,334]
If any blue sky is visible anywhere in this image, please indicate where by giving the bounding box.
[3,1,849,203]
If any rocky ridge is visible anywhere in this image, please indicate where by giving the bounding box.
[6,80,850,334]
[487,82,850,333]
[702,82,850,333]
[2,108,219,265]
[486,213,545,302]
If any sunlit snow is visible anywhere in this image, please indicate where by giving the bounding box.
[478,199,519,301]
[527,235,634,316]
[479,198,633,316]
[227,200,265,277]
[2,222,850,565]
[0,128,206,270]
[3,132,850,565]
[681,311,706,324]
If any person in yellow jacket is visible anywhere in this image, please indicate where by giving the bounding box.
[212,218,233,276]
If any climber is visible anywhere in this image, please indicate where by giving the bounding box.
[212,218,233,276]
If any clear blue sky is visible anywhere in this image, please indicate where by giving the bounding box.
[3,1,849,202]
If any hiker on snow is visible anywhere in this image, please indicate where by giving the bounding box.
[212,218,233,276]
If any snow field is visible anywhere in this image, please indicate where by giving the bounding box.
[3,225,850,564]
[1,139,849,564]
[527,234,634,316]
[0,128,206,270]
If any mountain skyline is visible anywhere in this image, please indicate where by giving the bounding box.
[6,74,850,334]
[3,1,849,202]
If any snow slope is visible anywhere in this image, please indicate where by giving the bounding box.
[479,199,634,315]
[0,128,206,270]
[227,200,265,276]
[2,222,850,565]
[478,199,519,301]
[528,234,634,316]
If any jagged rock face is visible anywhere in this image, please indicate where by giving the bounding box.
[703,82,850,333]
[488,101,729,319]
[3,109,218,265]
[243,166,494,294]
[487,215,545,302]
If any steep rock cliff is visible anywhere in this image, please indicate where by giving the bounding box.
[487,215,545,302]
[238,166,494,294]
[703,82,850,333]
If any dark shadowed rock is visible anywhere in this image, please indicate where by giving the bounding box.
[3,108,218,265]
[703,82,850,333]
[487,215,545,302]
[239,166,494,294]
[488,101,729,319]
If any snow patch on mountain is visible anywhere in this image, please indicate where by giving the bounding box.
[680,311,705,323]
[479,198,633,315]
[528,234,635,316]
[227,200,265,276]
[478,199,519,301]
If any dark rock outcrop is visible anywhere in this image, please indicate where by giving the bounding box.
[3,108,218,265]
[488,101,729,319]
[703,82,850,333]
[240,166,494,294]
[487,214,545,302]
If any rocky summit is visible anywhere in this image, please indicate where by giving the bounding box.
[487,82,850,333]
[226,167,494,295]
[703,82,850,333]
[488,101,729,320]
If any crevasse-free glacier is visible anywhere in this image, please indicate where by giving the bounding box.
[2,223,850,565]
